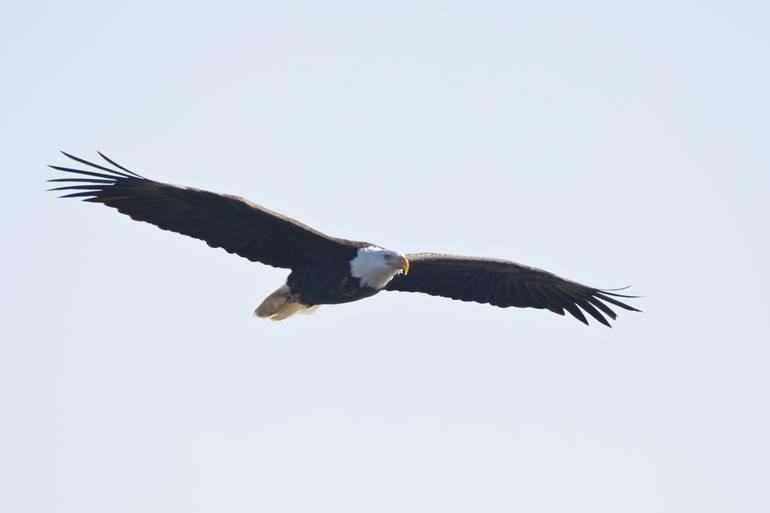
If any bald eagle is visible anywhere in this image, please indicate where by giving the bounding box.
[49,152,639,326]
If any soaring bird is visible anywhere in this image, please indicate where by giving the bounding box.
[49,152,639,325]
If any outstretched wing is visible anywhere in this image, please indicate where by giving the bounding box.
[385,253,640,326]
[48,152,359,269]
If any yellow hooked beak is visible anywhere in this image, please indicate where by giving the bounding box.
[399,255,410,275]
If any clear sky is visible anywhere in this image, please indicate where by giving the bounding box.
[2,1,769,512]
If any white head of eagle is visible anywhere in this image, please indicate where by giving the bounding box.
[349,246,410,289]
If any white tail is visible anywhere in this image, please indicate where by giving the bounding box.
[254,283,317,321]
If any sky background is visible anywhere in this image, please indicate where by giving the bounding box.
[2,1,769,511]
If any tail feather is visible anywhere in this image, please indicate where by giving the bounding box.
[254,283,316,321]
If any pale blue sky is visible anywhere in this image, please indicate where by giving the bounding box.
[2,1,769,512]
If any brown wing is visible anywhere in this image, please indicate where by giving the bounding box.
[385,253,640,326]
[48,152,360,269]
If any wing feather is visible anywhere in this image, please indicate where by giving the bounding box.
[49,152,361,269]
[385,253,640,326]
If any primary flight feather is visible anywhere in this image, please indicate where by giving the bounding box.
[49,152,640,325]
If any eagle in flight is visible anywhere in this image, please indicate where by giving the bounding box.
[49,152,639,326]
